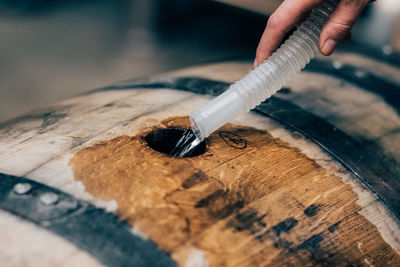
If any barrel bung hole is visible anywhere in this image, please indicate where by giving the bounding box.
[145,128,206,157]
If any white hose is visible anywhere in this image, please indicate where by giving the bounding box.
[190,0,338,140]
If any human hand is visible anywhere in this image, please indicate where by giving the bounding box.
[254,0,373,68]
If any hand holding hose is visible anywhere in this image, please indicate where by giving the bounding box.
[254,0,374,67]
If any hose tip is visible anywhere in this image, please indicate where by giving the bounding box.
[190,114,204,141]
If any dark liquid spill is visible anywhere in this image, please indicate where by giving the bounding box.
[145,128,206,158]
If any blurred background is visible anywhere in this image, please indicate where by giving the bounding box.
[0,0,399,122]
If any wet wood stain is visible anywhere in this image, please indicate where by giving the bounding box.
[70,116,400,266]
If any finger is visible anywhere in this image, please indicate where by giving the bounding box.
[255,0,322,67]
[320,0,369,56]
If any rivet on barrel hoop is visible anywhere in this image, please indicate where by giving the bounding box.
[40,192,59,205]
[382,45,393,55]
[13,183,32,195]
[332,60,343,70]
[355,70,367,79]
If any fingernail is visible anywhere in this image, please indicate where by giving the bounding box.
[321,39,338,55]
[253,58,258,68]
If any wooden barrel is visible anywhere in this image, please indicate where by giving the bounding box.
[0,48,400,266]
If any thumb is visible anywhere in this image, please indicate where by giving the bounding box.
[319,0,369,56]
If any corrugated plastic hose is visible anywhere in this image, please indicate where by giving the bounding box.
[190,0,339,141]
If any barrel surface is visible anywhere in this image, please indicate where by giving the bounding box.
[0,50,399,266]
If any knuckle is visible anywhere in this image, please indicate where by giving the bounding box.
[267,14,281,31]
[327,19,353,37]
